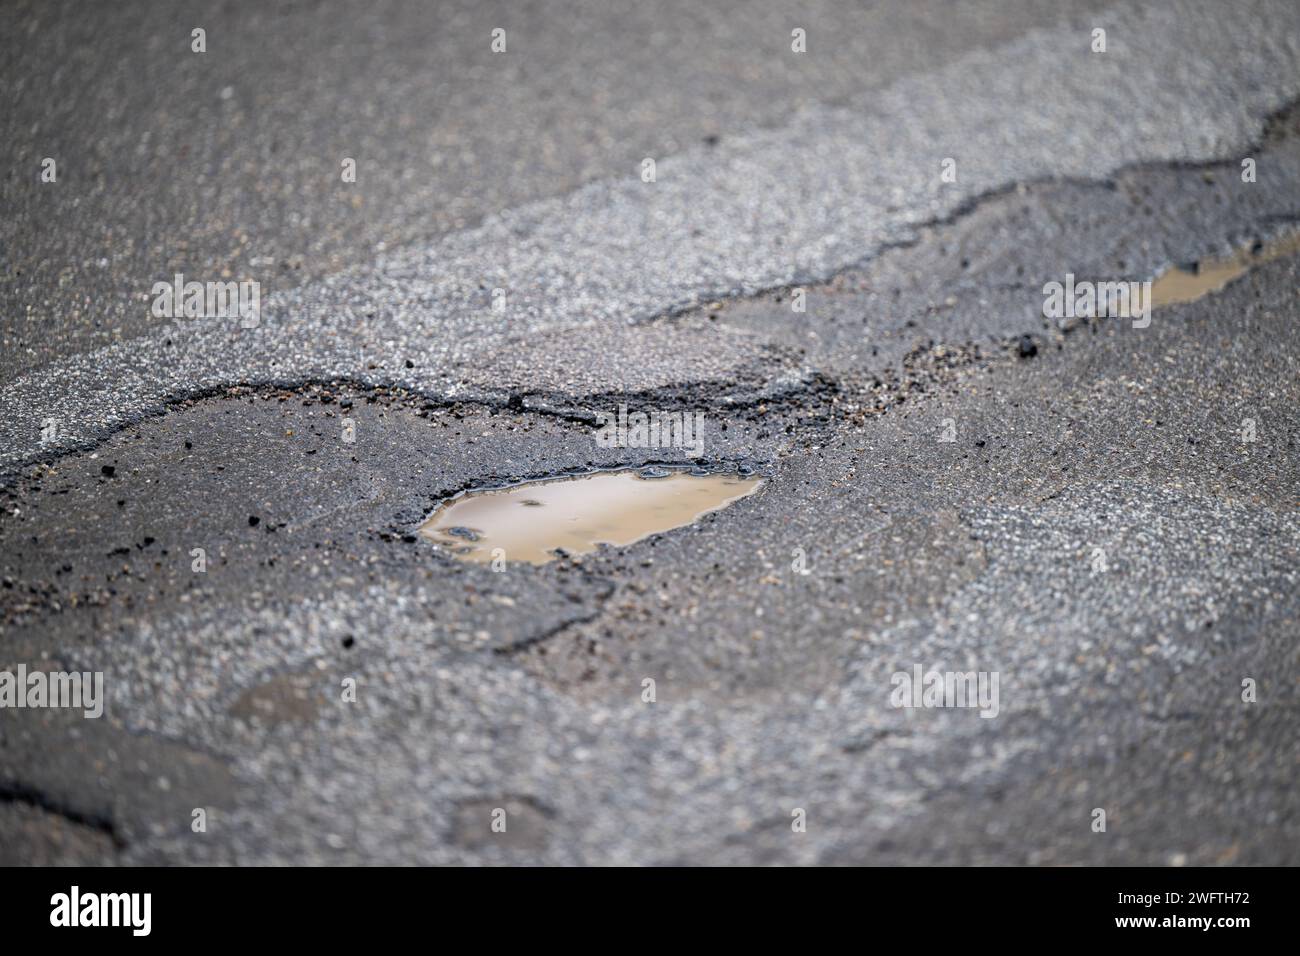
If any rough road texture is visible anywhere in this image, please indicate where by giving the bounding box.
[2,0,1298,865]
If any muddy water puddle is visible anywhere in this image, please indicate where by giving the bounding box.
[420,468,763,565]
[1151,230,1300,308]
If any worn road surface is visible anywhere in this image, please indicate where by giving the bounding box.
[2,0,1299,864]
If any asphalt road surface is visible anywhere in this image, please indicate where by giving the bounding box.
[2,0,1298,865]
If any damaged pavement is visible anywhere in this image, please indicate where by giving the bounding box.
[2,0,1299,865]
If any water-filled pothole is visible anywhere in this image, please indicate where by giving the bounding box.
[420,468,763,565]
[1151,230,1300,307]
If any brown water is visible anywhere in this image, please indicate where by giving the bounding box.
[420,469,763,565]
[1151,231,1300,308]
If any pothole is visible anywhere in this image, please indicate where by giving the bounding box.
[1151,229,1300,307]
[420,467,763,565]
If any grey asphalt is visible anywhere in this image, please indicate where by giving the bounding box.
[2,0,1099,380]
[2,0,1299,865]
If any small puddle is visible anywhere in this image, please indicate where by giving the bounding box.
[420,468,763,565]
[1151,230,1300,308]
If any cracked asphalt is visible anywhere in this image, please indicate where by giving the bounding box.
[2,0,1299,865]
